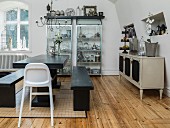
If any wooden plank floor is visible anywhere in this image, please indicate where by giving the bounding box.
[1,76,170,128]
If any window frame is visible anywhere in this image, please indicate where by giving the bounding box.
[4,7,29,51]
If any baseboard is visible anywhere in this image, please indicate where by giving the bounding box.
[102,70,119,75]
[164,88,170,97]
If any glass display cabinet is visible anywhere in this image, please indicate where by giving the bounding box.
[46,19,72,75]
[76,19,102,75]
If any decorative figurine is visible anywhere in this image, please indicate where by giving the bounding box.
[160,24,167,35]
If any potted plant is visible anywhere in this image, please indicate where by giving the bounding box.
[145,16,158,57]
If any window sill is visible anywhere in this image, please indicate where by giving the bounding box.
[0,50,32,54]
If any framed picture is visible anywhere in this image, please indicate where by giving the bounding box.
[84,6,97,16]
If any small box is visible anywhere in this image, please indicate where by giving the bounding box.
[91,69,100,74]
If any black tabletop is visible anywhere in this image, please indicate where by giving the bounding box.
[13,54,69,69]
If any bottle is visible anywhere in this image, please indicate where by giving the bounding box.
[79,27,83,38]
[138,36,145,56]
[95,52,100,62]
[76,6,80,16]
[8,37,12,50]
[81,7,84,16]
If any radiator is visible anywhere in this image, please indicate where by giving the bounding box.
[0,54,28,71]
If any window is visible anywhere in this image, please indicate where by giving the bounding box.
[0,2,29,51]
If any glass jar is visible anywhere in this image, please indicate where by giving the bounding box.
[138,36,145,56]
[95,52,100,62]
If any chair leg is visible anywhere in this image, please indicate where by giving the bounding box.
[29,87,32,111]
[18,86,26,128]
[49,86,54,127]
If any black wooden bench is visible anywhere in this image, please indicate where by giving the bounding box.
[0,69,24,107]
[71,66,94,111]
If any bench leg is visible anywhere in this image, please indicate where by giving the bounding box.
[0,84,15,107]
[73,90,90,111]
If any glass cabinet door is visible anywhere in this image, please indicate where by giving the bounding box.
[46,19,72,75]
[76,19,102,75]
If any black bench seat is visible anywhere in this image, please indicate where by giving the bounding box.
[0,69,24,107]
[71,66,94,111]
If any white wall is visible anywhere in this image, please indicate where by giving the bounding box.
[0,0,121,75]
[115,0,170,95]
[6,0,120,75]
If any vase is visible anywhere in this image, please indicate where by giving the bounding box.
[57,43,61,55]
[145,42,158,57]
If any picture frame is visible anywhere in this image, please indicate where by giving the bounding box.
[84,6,97,16]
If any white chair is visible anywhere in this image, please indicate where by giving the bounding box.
[18,63,54,127]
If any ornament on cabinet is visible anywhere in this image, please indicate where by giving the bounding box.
[83,6,97,16]
[76,6,81,16]
[144,15,158,57]
[81,7,84,16]
[160,24,167,35]
[60,10,65,16]
[119,27,129,53]
[65,8,75,16]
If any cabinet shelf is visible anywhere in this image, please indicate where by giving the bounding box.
[77,37,101,41]
[44,16,105,20]
[89,73,101,75]
[47,37,71,41]
[59,53,71,56]
[77,62,101,64]
[58,73,71,76]
[119,48,129,50]
[77,50,101,52]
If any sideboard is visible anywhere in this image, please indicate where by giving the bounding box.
[119,53,164,99]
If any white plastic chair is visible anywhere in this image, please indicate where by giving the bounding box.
[18,63,54,127]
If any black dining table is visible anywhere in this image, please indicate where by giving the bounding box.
[13,54,69,107]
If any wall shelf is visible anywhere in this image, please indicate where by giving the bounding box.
[142,12,168,36]
[44,16,105,20]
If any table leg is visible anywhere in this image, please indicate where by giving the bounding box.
[50,69,61,89]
